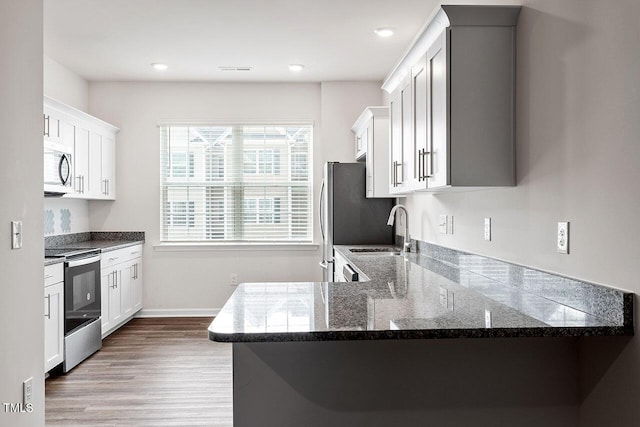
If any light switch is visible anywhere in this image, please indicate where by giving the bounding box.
[484,218,491,241]
[11,221,22,249]
[439,215,447,234]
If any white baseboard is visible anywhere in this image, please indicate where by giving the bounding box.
[135,308,220,318]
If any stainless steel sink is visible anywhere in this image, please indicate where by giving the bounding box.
[349,247,403,256]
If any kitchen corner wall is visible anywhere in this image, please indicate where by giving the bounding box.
[86,81,382,315]
[396,1,640,426]
[0,0,44,425]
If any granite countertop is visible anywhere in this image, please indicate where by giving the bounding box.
[209,243,633,342]
[44,231,145,266]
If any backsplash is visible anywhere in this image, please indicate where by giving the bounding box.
[403,237,632,326]
[43,198,89,236]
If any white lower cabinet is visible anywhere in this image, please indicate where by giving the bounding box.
[44,264,64,373]
[100,244,143,337]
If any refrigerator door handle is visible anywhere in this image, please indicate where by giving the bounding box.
[319,178,326,239]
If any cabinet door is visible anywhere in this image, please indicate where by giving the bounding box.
[44,282,64,372]
[59,118,76,153]
[101,268,112,334]
[355,123,368,161]
[121,261,134,317]
[43,112,61,144]
[389,76,411,194]
[427,30,449,189]
[109,270,123,325]
[130,259,143,312]
[89,131,103,198]
[72,125,90,196]
[101,134,115,199]
[412,53,429,190]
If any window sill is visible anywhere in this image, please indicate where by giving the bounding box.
[153,242,320,252]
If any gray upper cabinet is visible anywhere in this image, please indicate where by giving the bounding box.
[383,5,521,192]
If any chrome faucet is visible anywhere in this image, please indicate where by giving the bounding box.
[387,204,410,253]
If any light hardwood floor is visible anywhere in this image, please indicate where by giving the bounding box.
[45,317,232,427]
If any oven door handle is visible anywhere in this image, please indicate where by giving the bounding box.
[67,255,102,267]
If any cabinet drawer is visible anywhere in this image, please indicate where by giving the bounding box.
[101,244,143,268]
[44,263,63,287]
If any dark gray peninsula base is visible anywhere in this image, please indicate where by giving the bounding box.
[209,243,633,427]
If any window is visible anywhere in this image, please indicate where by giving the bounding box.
[160,124,313,243]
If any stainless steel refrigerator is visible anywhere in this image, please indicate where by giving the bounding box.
[319,162,395,281]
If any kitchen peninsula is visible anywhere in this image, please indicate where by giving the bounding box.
[209,243,633,427]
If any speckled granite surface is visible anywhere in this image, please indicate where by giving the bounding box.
[209,242,633,342]
[44,232,145,264]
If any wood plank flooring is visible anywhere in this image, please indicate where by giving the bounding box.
[45,317,232,427]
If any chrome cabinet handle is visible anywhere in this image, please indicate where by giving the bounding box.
[392,161,396,187]
[44,274,53,280]
[44,114,49,137]
[45,294,51,319]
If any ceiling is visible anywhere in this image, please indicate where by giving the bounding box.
[44,0,440,83]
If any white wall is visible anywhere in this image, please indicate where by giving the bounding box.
[87,81,382,314]
[0,1,44,426]
[43,55,88,111]
[397,1,640,425]
[320,81,385,163]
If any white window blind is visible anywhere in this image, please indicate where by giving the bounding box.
[160,124,313,243]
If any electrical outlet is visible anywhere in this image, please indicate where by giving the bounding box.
[23,377,33,405]
[439,215,448,234]
[484,218,491,241]
[557,222,569,254]
[11,220,22,249]
[448,216,454,235]
[230,274,238,285]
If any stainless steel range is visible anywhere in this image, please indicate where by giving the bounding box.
[45,248,102,372]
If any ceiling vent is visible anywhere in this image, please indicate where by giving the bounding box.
[218,66,253,72]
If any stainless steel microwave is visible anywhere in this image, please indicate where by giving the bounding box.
[44,140,72,196]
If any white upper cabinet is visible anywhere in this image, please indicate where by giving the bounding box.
[351,106,394,198]
[382,5,521,192]
[388,75,412,194]
[44,97,119,200]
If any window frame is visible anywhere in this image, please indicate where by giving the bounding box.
[159,122,315,247]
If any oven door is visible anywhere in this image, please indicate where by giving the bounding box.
[64,255,101,335]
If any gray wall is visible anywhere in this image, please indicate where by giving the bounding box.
[235,339,579,427]
[400,1,640,425]
[0,0,45,426]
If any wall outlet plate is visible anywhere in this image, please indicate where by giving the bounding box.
[557,222,569,254]
[448,216,454,235]
[11,220,22,249]
[439,215,447,234]
[23,377,33,405]
[484,218,491,241]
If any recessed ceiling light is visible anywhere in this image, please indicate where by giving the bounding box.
[374,27,394,38]
[152,63,168,71]
[289,64,304,72]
